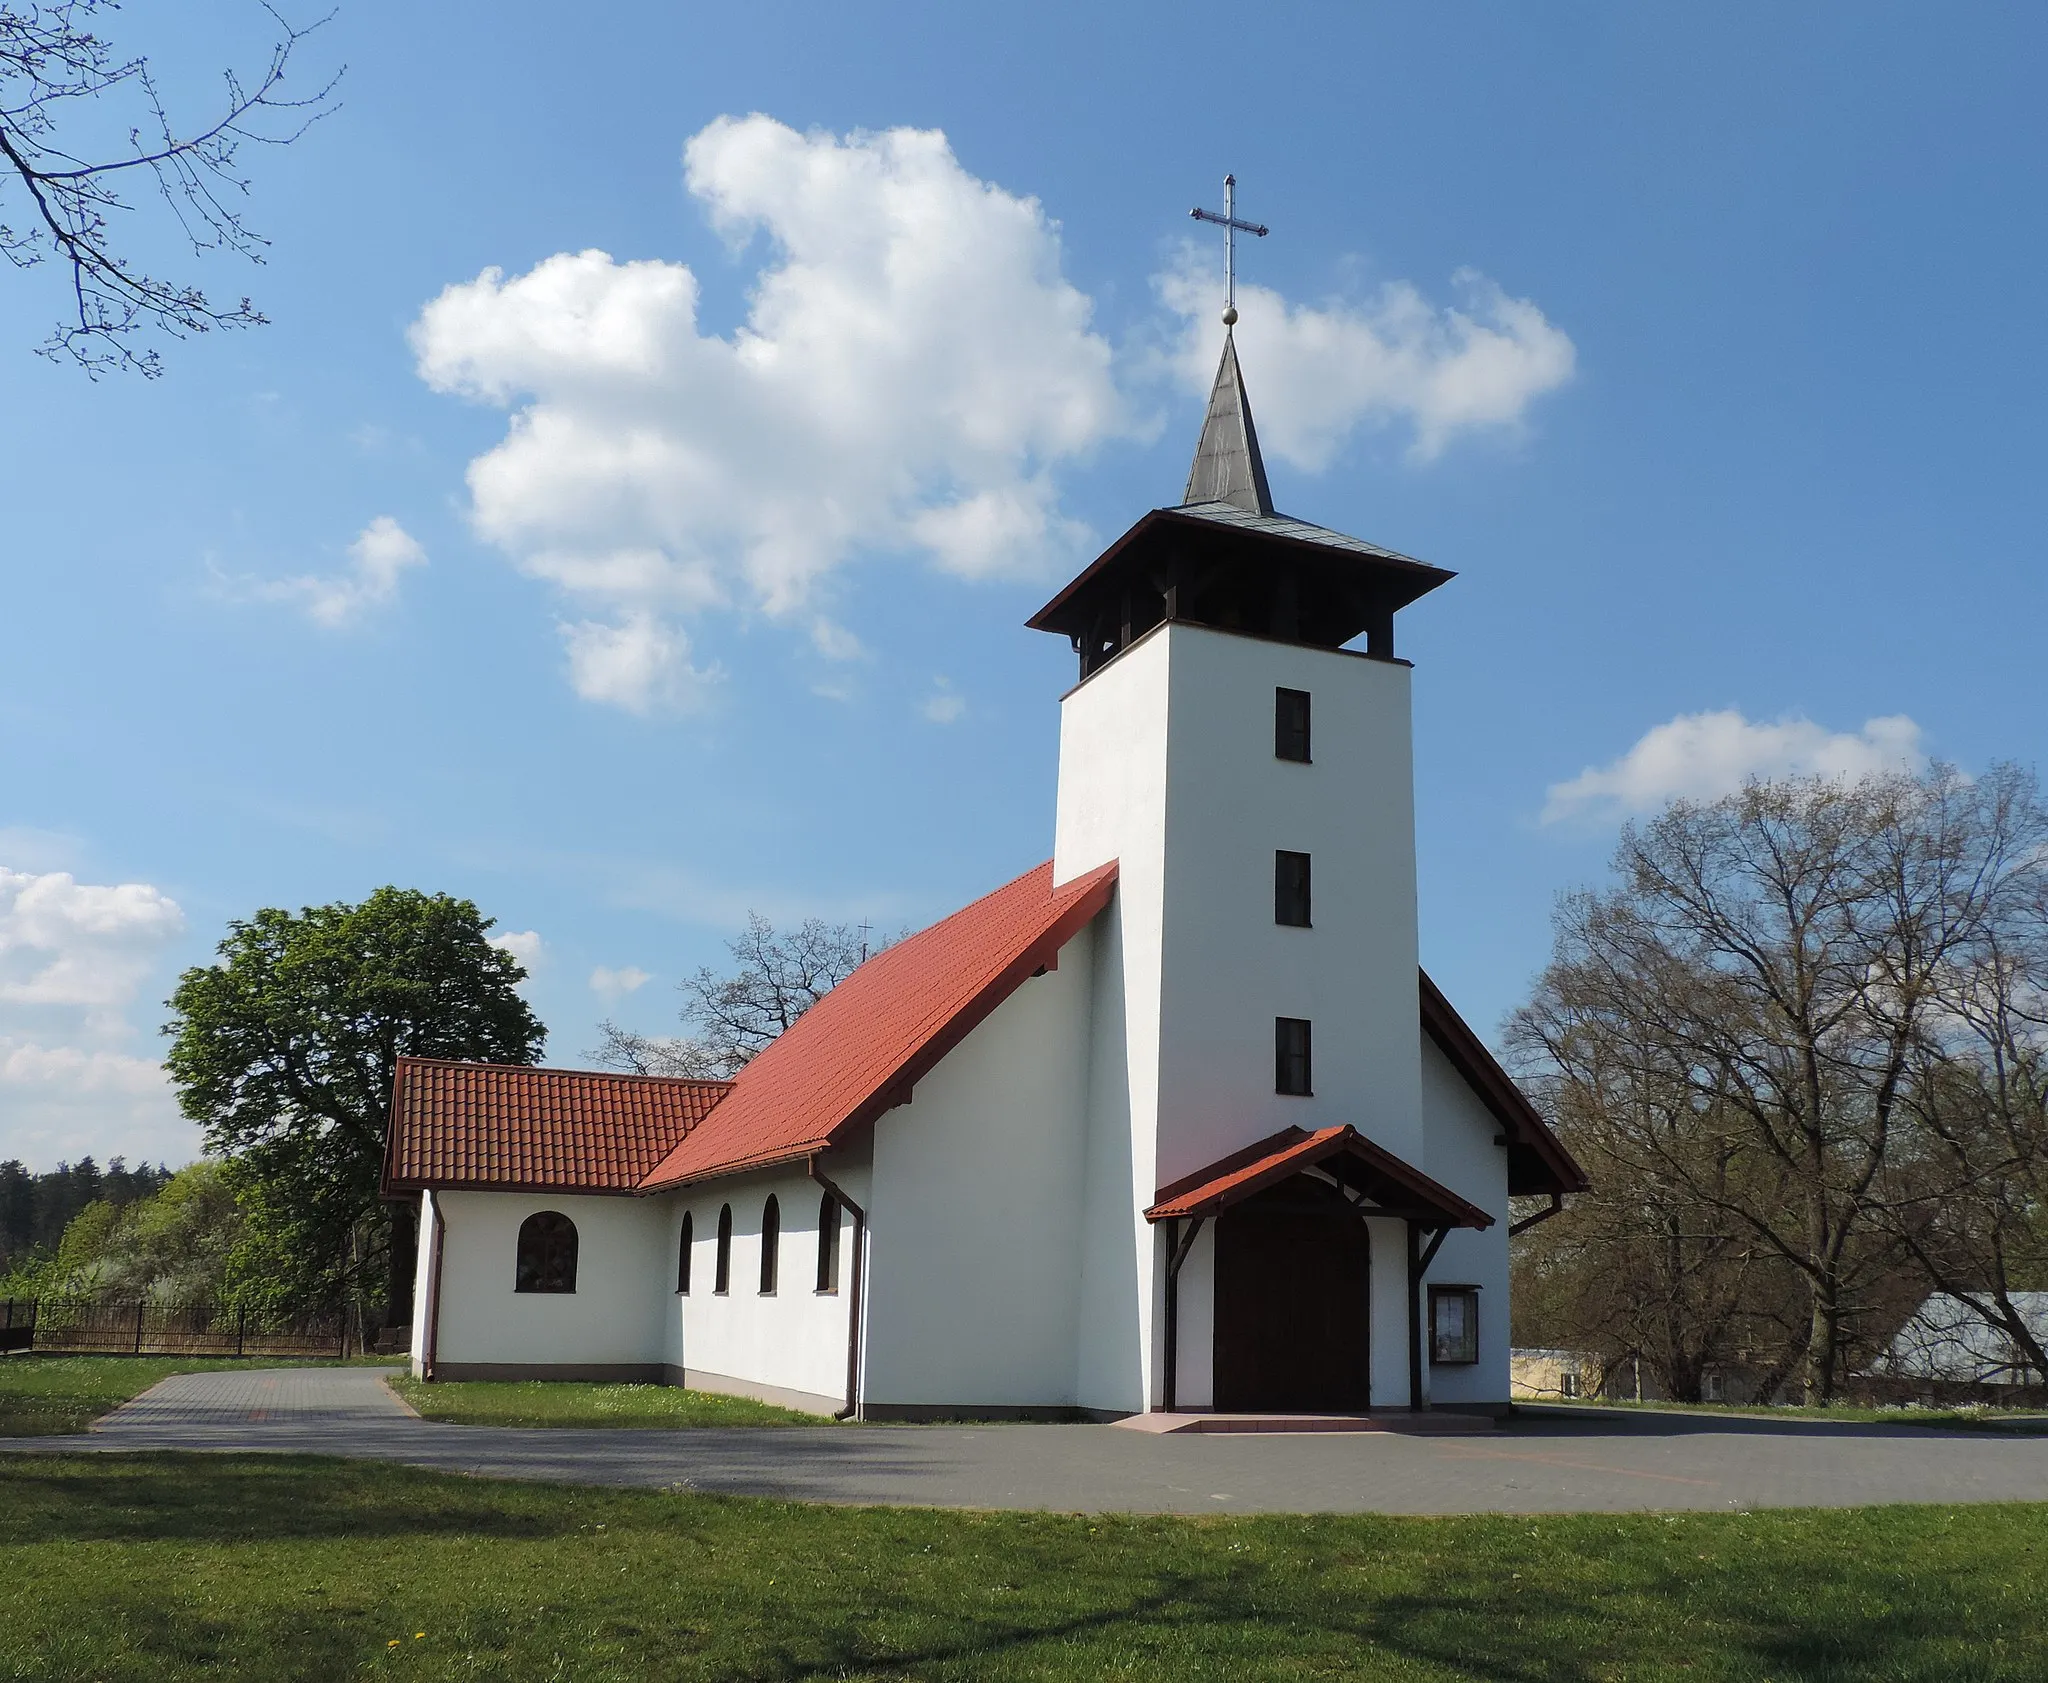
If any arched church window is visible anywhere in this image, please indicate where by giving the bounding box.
[514,1211,577,1294]
[760,1195,780,1295]
[715,1204,732,1295]
[815,1192,841,1294]
[677,1211,693,1294]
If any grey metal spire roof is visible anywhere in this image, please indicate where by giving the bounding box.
[1181,329,1274,516]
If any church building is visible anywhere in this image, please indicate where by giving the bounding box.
[383,323,1586,1421]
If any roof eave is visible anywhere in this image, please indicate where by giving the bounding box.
[1418,969,1590,1196]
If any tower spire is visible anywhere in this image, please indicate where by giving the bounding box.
[1182,330,1274,514]
[1184,175,1274,515]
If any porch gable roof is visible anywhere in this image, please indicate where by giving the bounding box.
[1144,1123,1494,1229]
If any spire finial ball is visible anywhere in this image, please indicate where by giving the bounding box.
[1221,305,1238,327]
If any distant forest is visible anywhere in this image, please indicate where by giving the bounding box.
[0,1158,172,1279]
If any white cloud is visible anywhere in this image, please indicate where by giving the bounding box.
[558,612,722,714]
[921,676,966,724]
[0,864,195,1169]
[0,867,185,1012]
[411,115,1127,710]
[489,928,545,972]
[245,516,428,628]
[809,618,865,662]
[1543,711,1928,825]
[589,964,653,1002]
[1158,256,1576,466]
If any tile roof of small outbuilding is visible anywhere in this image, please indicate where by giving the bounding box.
[382,1060,731,1194]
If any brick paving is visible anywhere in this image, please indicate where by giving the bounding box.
[7,1366,2048,1515]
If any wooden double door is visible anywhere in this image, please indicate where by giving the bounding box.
[1212,1175,1371,1412]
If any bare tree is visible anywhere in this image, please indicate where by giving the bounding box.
[1,2,339,374]
[585,1019,728,1082]
[589,915,886,1081]
[1513,765,2048,1402]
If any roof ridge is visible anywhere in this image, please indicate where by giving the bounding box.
[393,1054,733,1089]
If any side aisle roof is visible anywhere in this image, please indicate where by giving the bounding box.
[634,859,1121,1191]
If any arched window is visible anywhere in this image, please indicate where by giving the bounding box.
[759,1194,780,1295]
[816,1192,841,1294]
[514,1211,577,1294]
[714,1204,732,1295]
[677,1211,693,1295]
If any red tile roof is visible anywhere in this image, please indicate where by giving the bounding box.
[382,1059,731,1194]
[636,859,1120,1190]
[1145,1123,1494,1228]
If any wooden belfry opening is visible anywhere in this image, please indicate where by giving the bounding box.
[1147,1124,1493,1414]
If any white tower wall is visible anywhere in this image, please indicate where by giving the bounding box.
[1054,619,1426,1413]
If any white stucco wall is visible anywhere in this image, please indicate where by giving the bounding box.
[860,927,1096,1410]
[1054,620,1427,1413]
[427,1189,670,1373]
[663,1163,864,1413]
[1055,630,1167,1416]
[408,1190,439,1372]
[1416,1034,1514,1405]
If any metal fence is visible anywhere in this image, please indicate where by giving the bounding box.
[0,1296,350,1358]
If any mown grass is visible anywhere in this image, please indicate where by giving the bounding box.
[0,1355,394,1436]
[390,1376,829,1428]
[5,1454,2048,1681]
[1534,1397,2048,1433]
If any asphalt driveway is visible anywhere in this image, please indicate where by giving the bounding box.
[5,1365,2044,1516]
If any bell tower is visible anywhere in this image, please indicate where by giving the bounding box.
[1031,235,1460,1412]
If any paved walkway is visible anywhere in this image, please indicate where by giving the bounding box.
[6,1366,2048,1515]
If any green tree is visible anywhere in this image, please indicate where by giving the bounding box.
[164,888,545,1320]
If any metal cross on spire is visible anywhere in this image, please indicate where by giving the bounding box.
[1190,174,1268,327]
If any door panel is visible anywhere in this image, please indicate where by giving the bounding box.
[1212,1176,1371,1411]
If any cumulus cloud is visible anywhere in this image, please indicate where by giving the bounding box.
[244,516,428,628]
[488,928,545,972]
[0,864,195,1168]
[589,965,653,1002]
[0,867,185,1014]
[1543,710,1928,825]
[921,676,966,724]
[412,115,1125,711]
[1158,256,1575,466]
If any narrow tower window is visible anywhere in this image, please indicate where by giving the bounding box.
[759,1194,780,1296]
[1275,850,1312,927]
[677,1211,693,1295]
[714,1204,733,1295]
[1275,688,1311,762]
[1275,1017,1313,1095]
[514,1211,577,1294]
[816,1192,841,1294]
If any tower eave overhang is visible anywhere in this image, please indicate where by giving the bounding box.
[1025,504,1456,648]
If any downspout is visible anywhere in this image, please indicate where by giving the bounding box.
[421,1189,446,1382]
[808,1159,866,1421]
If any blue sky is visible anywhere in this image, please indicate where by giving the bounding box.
[4,1,2044,1169]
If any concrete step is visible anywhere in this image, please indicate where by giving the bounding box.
[1119,1409,1496,1435]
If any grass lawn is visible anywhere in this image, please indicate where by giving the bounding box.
[5,1454,2048,1681]
[1534,1398,2048,1433]
[390,1376,829,1428]
[0,1355,394,1436]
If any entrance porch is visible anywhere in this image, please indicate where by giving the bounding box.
[1147,1124,1494,1417]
